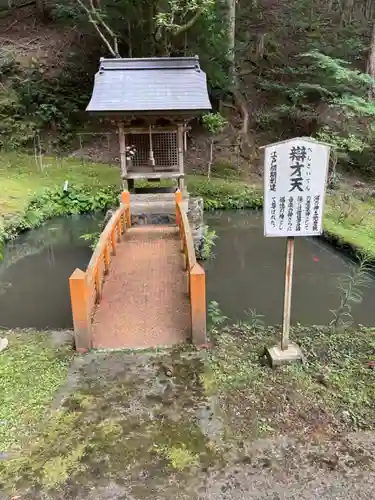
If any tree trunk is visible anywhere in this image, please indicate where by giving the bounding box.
[35,0,47,21]
[368,20,375,99]
[208,140,213,180]
[227,0,236,88]
[227,0,252,146]
[127,19,133,57]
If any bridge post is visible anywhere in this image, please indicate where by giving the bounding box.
[175,189,182,226]
[69,268,91,352]
[190,263,207,345]
[121,191,131,227]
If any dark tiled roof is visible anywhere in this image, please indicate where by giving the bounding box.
[86,56,212,113]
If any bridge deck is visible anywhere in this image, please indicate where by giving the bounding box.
[92,225,191,349]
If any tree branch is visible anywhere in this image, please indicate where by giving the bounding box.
[174,8,203,36]
[89,0,117,40]
[77,0,120,57]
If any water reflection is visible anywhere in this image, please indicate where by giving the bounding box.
[0,211,374,330]
[204,211,375,326]
[0,215,101,329]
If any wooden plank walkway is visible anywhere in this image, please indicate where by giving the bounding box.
[92,225,191,349]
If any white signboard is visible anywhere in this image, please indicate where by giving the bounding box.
[264,137,330,237]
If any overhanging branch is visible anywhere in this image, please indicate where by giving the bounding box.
[174,8,203,36]
[77,0,120,57]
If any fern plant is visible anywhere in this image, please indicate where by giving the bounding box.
[330,254,372,330]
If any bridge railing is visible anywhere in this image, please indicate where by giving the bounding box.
[69,192,131,351]
[175,190,207,345]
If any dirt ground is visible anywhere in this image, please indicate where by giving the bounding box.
[1,324,374,500]
[0,4,82,72]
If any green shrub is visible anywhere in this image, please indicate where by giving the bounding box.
[0,184,120,243]
[188,177,263,210]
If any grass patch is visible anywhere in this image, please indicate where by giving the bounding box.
[0,330,73,453]
[0,152,119,217]
[208,324,375,441]
[324,191,375,260]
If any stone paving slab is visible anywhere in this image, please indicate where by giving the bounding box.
[92,225,191,349]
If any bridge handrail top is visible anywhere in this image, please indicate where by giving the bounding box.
[177,201,196,270]
[86,203,129,281]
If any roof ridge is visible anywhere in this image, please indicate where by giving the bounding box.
[100,56,199,62]
[99,56,201,72]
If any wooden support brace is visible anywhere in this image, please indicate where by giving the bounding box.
[111,227,117,255]
[190,263,207,346]
[69,269,91,352]
[95,269,102,302]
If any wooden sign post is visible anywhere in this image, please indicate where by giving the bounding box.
[262,137,330,366]
[282,236,294,351]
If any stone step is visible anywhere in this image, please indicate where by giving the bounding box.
[130,193,189,215]
[125,226,178,241]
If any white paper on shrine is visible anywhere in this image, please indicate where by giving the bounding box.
[264,138,330,237]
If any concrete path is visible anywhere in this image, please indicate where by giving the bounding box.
[92,225,191,349]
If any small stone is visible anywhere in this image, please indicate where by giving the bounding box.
[0,338,8,352]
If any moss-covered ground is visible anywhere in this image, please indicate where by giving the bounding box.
[0,330,73,454]
[208,324,375,441]
[1,325,374,499]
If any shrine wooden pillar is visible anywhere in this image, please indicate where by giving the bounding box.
[118,121,128,190]
[177,123,184,192]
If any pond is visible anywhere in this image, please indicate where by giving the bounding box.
[0,215,102,330]
[204,211,375,326]
[0,211,374,330]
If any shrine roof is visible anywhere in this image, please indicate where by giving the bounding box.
[86,56,211,114]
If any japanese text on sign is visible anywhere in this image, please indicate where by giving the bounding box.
[264,138,330,237]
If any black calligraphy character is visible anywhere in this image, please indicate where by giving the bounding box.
[289,178,304,192]
[290,162,304,178]
[289,146,307,163]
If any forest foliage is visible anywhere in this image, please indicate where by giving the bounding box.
[1,0,375,173]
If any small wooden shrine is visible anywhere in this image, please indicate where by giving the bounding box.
[87,56,211,192]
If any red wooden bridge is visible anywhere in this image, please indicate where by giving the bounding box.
[69,191,206,351]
